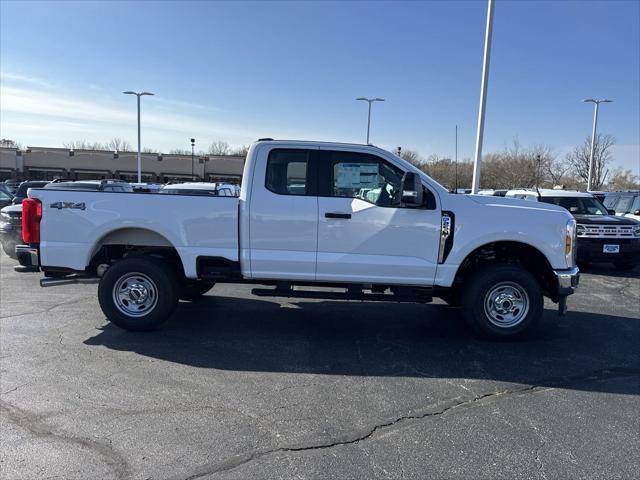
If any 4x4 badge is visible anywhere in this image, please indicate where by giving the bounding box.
[50,202,86,210]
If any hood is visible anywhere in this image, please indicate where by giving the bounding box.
[574,214,640,226]
[467,194,568,215]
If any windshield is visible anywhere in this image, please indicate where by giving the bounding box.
[613,195,639,214]
[541,196,609,215]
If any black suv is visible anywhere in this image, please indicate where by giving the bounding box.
[539,193,640,271]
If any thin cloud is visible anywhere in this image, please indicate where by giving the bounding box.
[0,71,55,89]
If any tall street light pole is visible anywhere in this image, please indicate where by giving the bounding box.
[471,0,494,194]
[356,97,384,144]
[123,91,154,183]
[582,98,612,191]
[190,138,196,181]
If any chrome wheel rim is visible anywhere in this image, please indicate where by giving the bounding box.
[483,281,529,328]
[113,272,158,317]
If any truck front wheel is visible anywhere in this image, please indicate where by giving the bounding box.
[462,265,543,339]
[98,257,179,331]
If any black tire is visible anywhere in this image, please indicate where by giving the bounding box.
[462,265,544,339]
[613,262,636,271]
[179,281,215,301]
[1,241,17,259]
[98,257,179,331]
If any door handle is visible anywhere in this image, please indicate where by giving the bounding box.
[325,212,351,219]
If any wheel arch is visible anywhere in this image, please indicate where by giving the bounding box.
[451,240,558,300]
[86,227,187,279]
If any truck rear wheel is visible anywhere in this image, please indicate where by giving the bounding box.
[462,265,543,339]
[98,257,178,331]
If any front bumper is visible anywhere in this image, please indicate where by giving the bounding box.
[554,266,580,295]
[15,245,40,271]
[553,266,580,315]
[577,237,640,264]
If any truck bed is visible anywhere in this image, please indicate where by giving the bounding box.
[28,189,239,278]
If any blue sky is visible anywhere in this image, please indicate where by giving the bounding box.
[1,0,638,172]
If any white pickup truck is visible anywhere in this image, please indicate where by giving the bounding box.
[16,140,579,338]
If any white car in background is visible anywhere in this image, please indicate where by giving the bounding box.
[159,182,240,197]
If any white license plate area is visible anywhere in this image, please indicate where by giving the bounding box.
[603,244,620,253]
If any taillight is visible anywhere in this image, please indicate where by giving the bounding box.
[22,198,42,244]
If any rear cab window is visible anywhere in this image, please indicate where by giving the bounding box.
[265,149,316,196]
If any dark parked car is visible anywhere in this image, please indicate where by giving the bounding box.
[0,189,12,209]
[11,181,50,205]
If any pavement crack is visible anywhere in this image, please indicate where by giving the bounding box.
[178,366,640,480]
[534,439,548,480]
[0,296,91,320]
[0,398,129,480]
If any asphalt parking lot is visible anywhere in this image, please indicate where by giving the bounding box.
[1,253,639,480]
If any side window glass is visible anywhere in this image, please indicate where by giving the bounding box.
[603,195,618,208]
[266,149,310,196]
[329,152,402,207]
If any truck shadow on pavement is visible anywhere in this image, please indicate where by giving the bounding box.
[577,262,639,279]
[85,295,640,395]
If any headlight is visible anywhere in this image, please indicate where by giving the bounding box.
[633,225,640,237]
[0,211,10,220]
[565,218,577,267]
[576,224,585,236]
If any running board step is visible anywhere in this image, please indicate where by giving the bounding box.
[251,287,432,303]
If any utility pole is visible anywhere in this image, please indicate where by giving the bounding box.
[190,138,196,181]
[582,98,612,191]
[471,0,494,194]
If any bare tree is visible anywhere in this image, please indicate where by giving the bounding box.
[566,134,615,190]
[0,138,21,148]
[608,168,640,191]
[169,148,191,155]
[208,140,230,155]
[400,149,423,167]
[105,137,132,152]
[231,145,250,157]
[63,140,105,150]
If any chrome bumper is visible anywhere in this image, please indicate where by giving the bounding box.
[553,266,580,296]
[15,245,39,271]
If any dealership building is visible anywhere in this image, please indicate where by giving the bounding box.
[0,146,245,184]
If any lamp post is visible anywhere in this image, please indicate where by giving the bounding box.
[471,0,494,194]
[356,97,384,144]
[123,91,154,183]
[582,98,612,191]
[190,138,196,181]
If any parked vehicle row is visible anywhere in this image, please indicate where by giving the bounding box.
[505,189,640,270]
[603,191,640,222]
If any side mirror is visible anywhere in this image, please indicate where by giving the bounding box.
[400,171,423,206]
[607,209,616,215]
